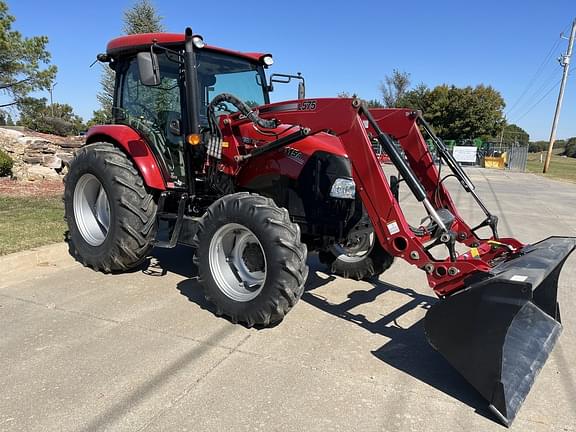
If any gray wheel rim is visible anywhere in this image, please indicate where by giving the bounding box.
[208,223,267,302]
[331,232,375,263]
[73,173,111,246]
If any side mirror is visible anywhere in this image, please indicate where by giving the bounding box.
[269,73,306,99]
[298,80,306,100]
[137,51,160,86]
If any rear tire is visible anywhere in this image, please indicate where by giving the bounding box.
[194,192,308,327]
[319,219,393,280]
[64,142,157,272]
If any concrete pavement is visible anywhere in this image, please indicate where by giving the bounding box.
[1,168,575,431]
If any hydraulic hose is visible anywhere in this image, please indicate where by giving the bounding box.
[208,93,277,129]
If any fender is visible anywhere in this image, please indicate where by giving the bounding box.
[86,125,166,190]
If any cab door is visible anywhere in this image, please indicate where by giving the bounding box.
[115,52,186,183]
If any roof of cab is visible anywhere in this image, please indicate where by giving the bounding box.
[106,33,266,63]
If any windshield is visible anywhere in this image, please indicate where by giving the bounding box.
[196,50,268,120]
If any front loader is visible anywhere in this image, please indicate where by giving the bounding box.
[64,28,575,426]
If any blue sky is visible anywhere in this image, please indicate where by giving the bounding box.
[5,0,576,141]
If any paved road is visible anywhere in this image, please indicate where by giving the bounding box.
[1,169,575,432]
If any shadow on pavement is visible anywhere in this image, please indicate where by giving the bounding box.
[148,245,197,278]
[146,247,491,420]
[148,245,219,316]
[303,256,492,421]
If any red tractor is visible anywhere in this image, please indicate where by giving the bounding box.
[65,28,574,426]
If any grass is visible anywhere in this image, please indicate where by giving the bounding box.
[526,152,576,183]
[0,196,66,255]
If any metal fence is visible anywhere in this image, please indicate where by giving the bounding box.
[505,143,528,172]
[477,142,529,172]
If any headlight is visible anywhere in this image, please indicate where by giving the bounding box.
[261,55,274,66]
[329,178,356,199]
[192,35,205,49]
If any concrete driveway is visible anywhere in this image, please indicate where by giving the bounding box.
[1,168,575,432]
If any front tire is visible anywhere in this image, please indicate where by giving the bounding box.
[64,142,157,272]
[194,193,308,327]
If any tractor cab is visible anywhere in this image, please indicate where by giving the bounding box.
[104,32,273,183]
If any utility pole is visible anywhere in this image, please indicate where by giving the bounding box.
[544,19,576,173]
[49,82,57,116]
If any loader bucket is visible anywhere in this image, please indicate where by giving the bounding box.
[424,237,576,427]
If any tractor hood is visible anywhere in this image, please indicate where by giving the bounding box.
[233,120,349,187]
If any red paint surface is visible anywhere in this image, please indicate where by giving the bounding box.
[86,125,166,190]
[107,33,265,63]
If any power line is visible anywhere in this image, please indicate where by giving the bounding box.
[511,66,560,115]
[544,18,576,173]
[511,78,562,123]
[505,37,561,116]
[506,20,575,119]
[510,67,574,124]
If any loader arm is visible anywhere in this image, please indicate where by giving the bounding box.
[255,97,515,296]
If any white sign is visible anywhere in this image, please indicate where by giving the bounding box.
[452,146,477,163]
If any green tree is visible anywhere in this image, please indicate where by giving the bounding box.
[123,0,164,34]
[565,137,576,158]
[380,70,411,107]
[337,92,384,108]
[366,99,384,108]
[420,85,505,140]
[98,0,165,120]
[18,97,85,136]
[397,83,431,112]
[0,1,56,110]
[501,124,529,145]
[529,140,548,153]
[87,109,111,128]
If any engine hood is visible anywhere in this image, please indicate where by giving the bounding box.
[234,121,348,185]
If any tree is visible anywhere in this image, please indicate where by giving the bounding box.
[97,0,165,120]
[87,109,111,128]
[337,92,384,108]
[397,83,431,112]
[18,97,85,136]
[529,140,548,153]
[122,0,164,34]
[0,1,56,110]
[417,85,505,140]
[380,70,411,107]
[565,137,576,158]
[501,124,529,145]
[366,99,384,108]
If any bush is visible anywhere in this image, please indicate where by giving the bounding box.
[0,149,14,177]
[564,137,576,158]
[528,141,548,153]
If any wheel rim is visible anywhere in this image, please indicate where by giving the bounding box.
[73,173,111,246]
[331,232,375,263]
[208,223,267,302]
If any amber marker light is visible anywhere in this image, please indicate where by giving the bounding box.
[187,134,202,145]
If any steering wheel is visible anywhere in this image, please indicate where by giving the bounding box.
[132,102,158,123]
[214,102,234,114]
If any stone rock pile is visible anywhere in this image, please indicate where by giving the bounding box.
[0,127,84,180]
